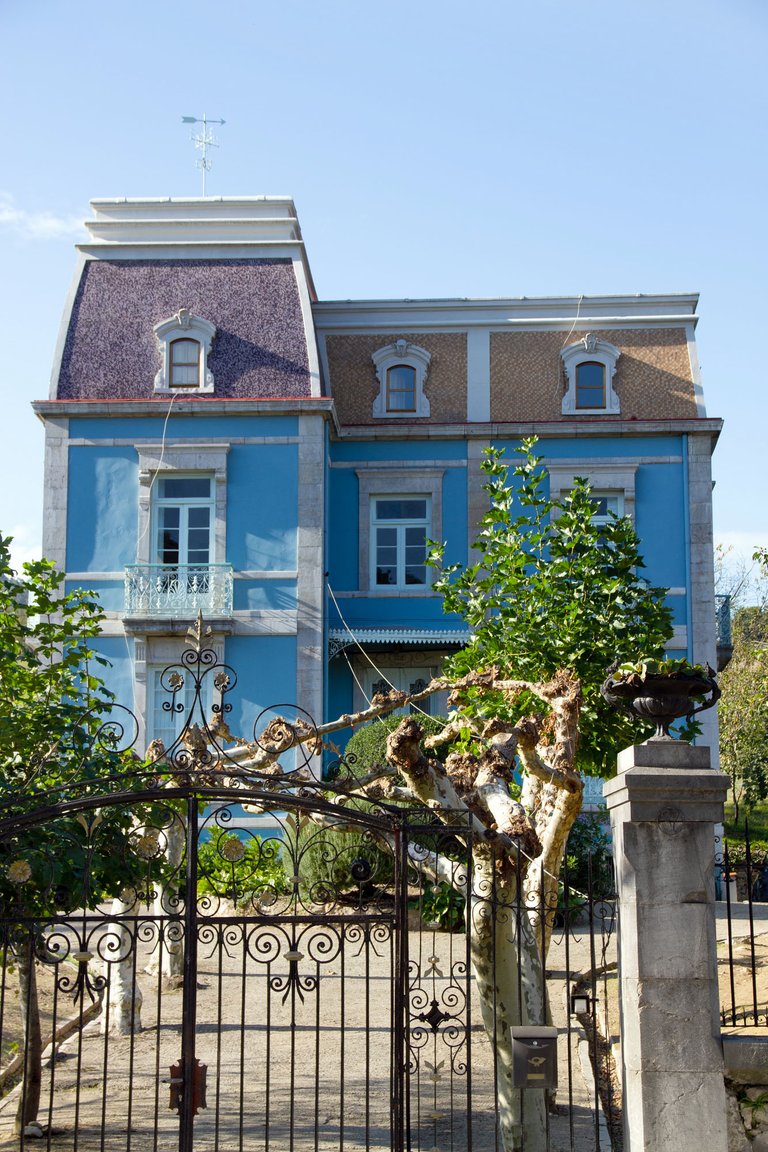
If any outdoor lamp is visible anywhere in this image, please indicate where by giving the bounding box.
[570,988,592,1016]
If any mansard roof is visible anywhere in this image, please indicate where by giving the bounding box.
[55,257,311,401]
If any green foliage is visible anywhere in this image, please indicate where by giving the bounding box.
[197,827,286,905]
[719,645,768,819]
[0,536,158,916]
[429,440,673,776]
[723,837,768,868]
[562,813,614,898]
[339,712,445,781]
[733,606,768,647]
[421,881,465,931]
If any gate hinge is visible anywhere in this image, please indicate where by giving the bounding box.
[168,1058,208,1115]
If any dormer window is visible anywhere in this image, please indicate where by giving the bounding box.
[561,333,620,415]
[575,361,606,409]
[154,309,216,394]
[170,339,202,388]
[386,365,417,412]
[372,339,431,418]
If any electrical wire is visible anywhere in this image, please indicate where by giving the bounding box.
[326,580,437,723]
[135,391,181,562]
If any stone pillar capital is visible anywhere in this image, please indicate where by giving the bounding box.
[603,742,728,824]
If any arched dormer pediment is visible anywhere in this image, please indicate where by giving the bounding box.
[372,339,431,418]
[153,308,217,394]
[560,333,621,415]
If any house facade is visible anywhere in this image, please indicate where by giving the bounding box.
[34,197,723,768]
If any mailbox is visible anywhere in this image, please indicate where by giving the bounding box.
[510,1026,558,1089]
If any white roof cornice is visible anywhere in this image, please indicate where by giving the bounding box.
[313,294,699,330]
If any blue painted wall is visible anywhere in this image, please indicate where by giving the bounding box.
[225,635,298,744]
[67,447,138,571]
[68,415,298,440]
[227,444,298,570]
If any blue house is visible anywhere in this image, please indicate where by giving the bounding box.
[34,197,723,768]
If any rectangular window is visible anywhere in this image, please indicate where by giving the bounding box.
[371,497,430,590]
[153,476,214,568]
[367,668,447,716]
[575,362,606,409]
[170,339,201,388]
[588,492,623,525]
[147,666,212,754]
[386,365,417,412]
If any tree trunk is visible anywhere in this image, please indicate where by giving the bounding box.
[469,856,548,1152]
[102,899,143,1035]
[16,934,42,1135]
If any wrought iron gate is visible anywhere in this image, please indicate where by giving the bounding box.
[0,634,617,1150]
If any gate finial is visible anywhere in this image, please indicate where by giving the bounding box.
[186,611,212,653]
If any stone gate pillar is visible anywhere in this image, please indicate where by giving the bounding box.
[604,742,729,1151]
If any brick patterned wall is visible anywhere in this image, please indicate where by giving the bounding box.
[325,333,467,425]
[490,328,696,421]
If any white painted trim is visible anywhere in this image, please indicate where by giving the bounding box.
[41,417,69,571]
[293,256,322,397]
[467,329,491,422]
[135,444,229,566]
[356,469,444,591]
[312,293,699,329]
[66,572,123,581]
[561,335,621,416]
[328,418,723,441]
[234,570,298,580]
[541,455,683,467]
[371,340,431,419]
[331,590,440,599]
[331,459,465,470]
[686,321,707,418]
[153,310,216,394]
[295,414,326,766]
[317,332,332,398]
[547,462,639,523]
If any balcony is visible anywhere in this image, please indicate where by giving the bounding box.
[124,564,233,618]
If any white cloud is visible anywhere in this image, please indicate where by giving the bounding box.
[0,193,85,240]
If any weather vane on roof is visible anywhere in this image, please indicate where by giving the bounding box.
[181,114,226,197]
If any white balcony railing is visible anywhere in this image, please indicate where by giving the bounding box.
[124,565,234,618]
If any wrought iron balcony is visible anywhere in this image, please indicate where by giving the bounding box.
[124,564,233,618]
[716,593,733,671]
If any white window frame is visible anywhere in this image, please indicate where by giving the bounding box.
[372,339,431,418]
[133,635,225,755]
[356,468,444,594]
[349,653,452,718]
[152,474,215,568]
[135,445,229,566]
[585,491,624,526]
[561,333,621,415]
[154,308,216,394]
[370,495,432,591]
[547,462,638,524]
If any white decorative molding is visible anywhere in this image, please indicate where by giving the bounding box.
[372,339,431,418]
[153,309,217,394]
[546,461,639,523]
[356,467,444,591]
[560,333,621,415]
[134,444,229,566]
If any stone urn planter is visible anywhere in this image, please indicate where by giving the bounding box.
[601,658,720,741]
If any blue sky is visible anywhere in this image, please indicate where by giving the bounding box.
[2,0,766,590]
